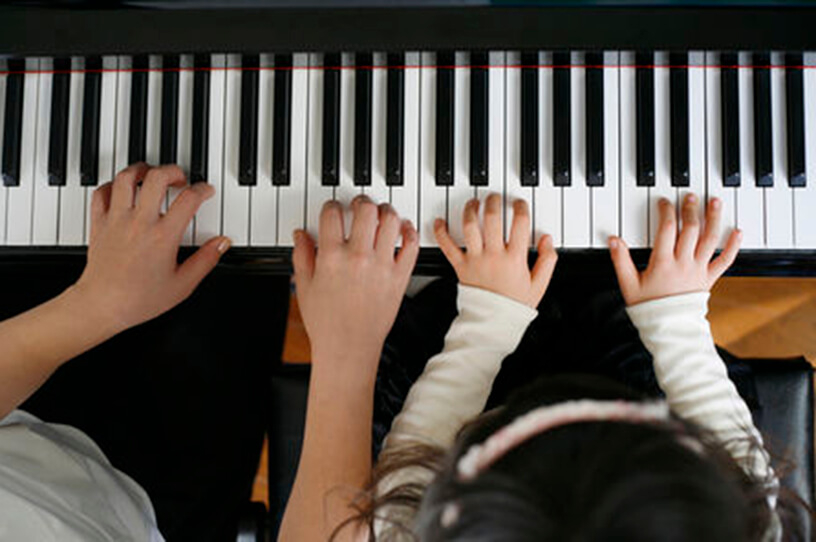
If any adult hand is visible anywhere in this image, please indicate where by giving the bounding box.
[292,196,419,370]
[608,193,742,306]
[434,193,558,308]
[73,163,231,332]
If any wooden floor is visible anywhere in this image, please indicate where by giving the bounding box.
[251,276,816,507]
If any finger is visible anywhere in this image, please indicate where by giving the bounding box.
[508,199,532,255]
[434,218,465,271]
[375,203,401,261]
[652,198,677,262]
[608,236,640,304]
[319,200,345,247]
[292,229,316,289]
[176,235,231,298]
[708,228,742,282]
[163,182,215,238]
[89,181,113,242]
[463,198,482,255]
[483,193,503,251]
[530,234,558,303]
[110,162,150,213]
[395,220,420,278]
[675,193,701,259]
[135,165,188,223]
[696,197,723,262]
[349,195,379,252]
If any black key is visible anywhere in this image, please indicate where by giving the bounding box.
[322,53,341,186]
[128,54,149,164]
[80,57,102,186]
[354,52,373,186]
[721,52,741,187]
[435,51,455,186]
[520,51,538,187]
[239,54,259,186]
[160,54,179,166]
[553,51,571,187]
[753,52,773,187]
[636,51,655,187]
[385,52,405,186]
[670,52,689,187]
[190,54,210,183]
[49,57,72,187]
[272,54,292,186]
[470,51,489,186]
[586,51,604,187]
[2,59,25,187]
[786,52,806,188]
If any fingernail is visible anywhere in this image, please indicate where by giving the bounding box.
[687,193,696,204]
[217,237,231,254]
[434,218,444,229]
[609,237,619,249]
[712,197,721,209]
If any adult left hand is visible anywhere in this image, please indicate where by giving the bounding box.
[73,163,231,332]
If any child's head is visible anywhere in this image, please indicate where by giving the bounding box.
[399,375,784,541]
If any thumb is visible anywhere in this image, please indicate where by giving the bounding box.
[177,236,231,294]
[292,229,316,288]
[608,236,639,304]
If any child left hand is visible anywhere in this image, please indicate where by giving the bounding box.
[434,193,558,308]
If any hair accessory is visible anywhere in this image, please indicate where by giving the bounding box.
[456,399,672,481]
[440,501,461,528]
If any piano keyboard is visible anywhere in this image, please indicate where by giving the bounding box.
[1,51,815,252]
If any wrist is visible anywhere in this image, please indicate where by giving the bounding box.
[311,349,380,389]
[63,283,130,338]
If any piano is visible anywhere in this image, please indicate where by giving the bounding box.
[1,2,815,277]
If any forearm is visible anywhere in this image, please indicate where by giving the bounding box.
[279,355,378,542]
[0,285,121,420]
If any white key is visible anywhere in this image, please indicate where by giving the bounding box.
[278,53,308,246]
[172,54,194,246]
[0,60,7,244]
[619,51,649,247]
[795,52,816,248]
[146,55,164,216]
[681,51,706,228]
[251,53,277,247]
[368,52,390,206]
[59,57,87,245]
[91,55,119,243]
[505,51,534,245]
[562,51,590,248]
[481,51,505,233]
[336,51,357,233]
[194,54,225,244]
[390,51,420,233]
[114,55,132,173]
[6,58,39,245]
[419,51,445,247]
[705,51,737,247]
[306,53,332,240]
[766,51,793,248]
[649,51,675,245]
[222,54,250,246]
[736,51,764,248]
[449,50,473,246]
[32,57,58,245]
[535,51,561,246]
[593,50,619,247]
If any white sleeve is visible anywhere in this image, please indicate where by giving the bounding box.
[380,284,538,453]
[625,292,776,487]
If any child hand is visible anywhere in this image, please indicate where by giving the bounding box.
[292,196,419,370]
[608,193,742,306]
[434,193,558,308]
[73,163,230,332]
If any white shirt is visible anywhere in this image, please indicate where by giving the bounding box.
[0,410,164,541]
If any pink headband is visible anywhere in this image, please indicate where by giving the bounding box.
[456,399,672,481]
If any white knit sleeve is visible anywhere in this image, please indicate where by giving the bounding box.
[625,292,776,488]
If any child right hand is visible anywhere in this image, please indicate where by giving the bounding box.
[608,193,742,306]
[434,193,558,308]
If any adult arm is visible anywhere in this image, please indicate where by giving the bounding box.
[0,163,229,420]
